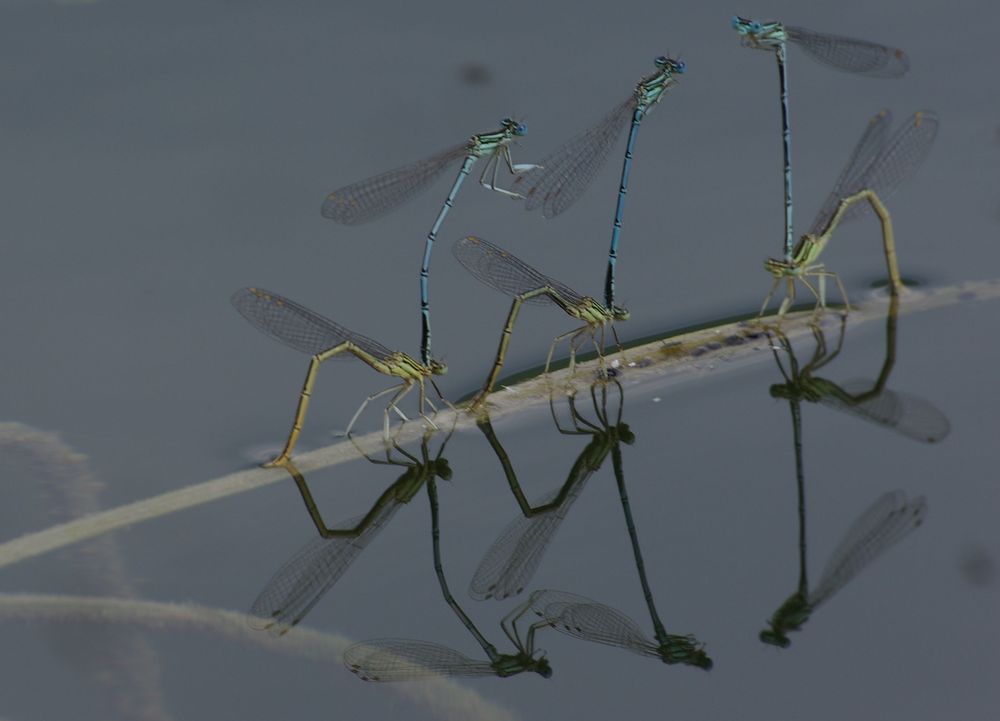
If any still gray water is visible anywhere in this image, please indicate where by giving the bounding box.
[2,0,998,719]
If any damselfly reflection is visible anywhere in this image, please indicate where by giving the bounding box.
[761,491,927,648]
[514,589,711,670]
[760,300,941,646]
[473,381,711,669]
[471,382,631,600]
[249,431,453,635]
[767,295,950,443]
[344,476,552,680]
[453,236,629,410]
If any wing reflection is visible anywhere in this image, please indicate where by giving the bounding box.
[471,381,633,600]
[249,431,453,634]
[344,473,553,680]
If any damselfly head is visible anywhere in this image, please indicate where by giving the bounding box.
[532,655,553,678]
[433,457,453,481]
[654,55,686,74]
[501,117,528,136]
[611,305,630,321]
[661,636,713,670]
[759,628,791,648]
[731,16,763,34]
[429,359,448,375]
[769,383,793,400]
[617,422,636,445]
[732,16,784,48]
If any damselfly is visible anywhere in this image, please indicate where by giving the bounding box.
[512,56,685,307]
[759,109,938,318]
[231,287,447,465]
[452,236,629,409]
[732,16,909,260]
[322,118,538,365]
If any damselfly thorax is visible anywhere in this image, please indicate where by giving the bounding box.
[763,233,828,277]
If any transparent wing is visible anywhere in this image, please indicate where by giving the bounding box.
[512,98,635,218]
[541,595,656,657]
[452,236,586,306]
[231,287,395,360]
[469,477,590,600]
[321,143,469,225]
[343,639,495,680]
[786,26,910,77]
[809,110,939,234]
[520,588,599,621]
[820,378,951,443]
[809,491,928,606]
[844,110,939,223]
[249,502,402,634]
[810,109,893,235]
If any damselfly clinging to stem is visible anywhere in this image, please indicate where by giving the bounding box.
[759,109,938,319]
[231,287,448,466]
[452,236,629,410]
[513,55,685,308]
[731,16,909,261]
[322,118,538,367]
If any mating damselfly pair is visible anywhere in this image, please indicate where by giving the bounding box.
[232,54,684,461]
[230,17,938,461]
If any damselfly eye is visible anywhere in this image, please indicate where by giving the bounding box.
[730,16,742,29]
[516,123,527,135]
[749,21,763,33]
[675,59,687,73]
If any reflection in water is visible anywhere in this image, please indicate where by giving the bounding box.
[0,423,171,721]
[761,492,927,648]
[475,383,712,669]
[958,544,997,588]
[458,62,493,86]
[250,432,453,634]
[760,299,943,647]
[344,476,552,680]
[516,588,711,669]
[471,383,633,600]
[768,296,950,443]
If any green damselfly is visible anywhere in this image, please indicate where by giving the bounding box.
[759,109,938,318]
[452,236,629,410]
[231,287,447,465]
